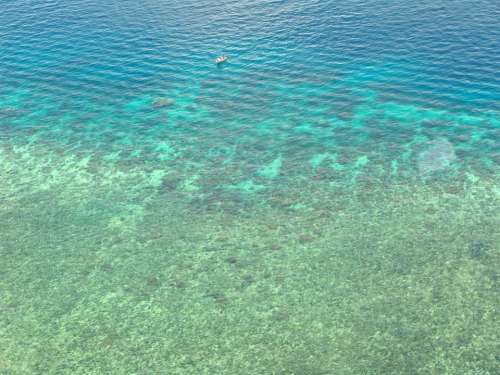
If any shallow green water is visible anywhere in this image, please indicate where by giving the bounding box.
[1,0,499,374]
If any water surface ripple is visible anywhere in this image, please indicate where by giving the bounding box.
[0,1,499,374]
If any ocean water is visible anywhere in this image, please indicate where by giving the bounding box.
[1,0,499,373]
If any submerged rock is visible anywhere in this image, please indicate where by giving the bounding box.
[160,173,183,191]
[152,97,175,109]
[0,107,17,117]
[299,234,315,243]
[469,240,490,259]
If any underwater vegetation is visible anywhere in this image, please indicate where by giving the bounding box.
[1,0,499,373]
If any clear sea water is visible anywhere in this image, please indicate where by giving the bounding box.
[1,0,499,373]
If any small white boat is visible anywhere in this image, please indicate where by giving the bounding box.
[215,55,228,64]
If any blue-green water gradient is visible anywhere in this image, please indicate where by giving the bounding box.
[1,1,499,374]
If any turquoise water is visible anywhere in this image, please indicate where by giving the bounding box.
[1,1,499,373]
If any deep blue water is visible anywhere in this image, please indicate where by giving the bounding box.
[0,1,499,373]
[1,0,499,194]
